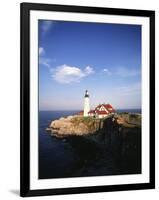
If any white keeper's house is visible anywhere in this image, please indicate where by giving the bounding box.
[88,104,115,118]
[82,90,115,118]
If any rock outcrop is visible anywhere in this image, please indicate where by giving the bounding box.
[46,113,142,174]
[46,113,141,138]
[47,115,102,137]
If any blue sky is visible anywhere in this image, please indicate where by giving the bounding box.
[38,20,141,111]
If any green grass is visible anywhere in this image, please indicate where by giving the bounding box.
[70,116,97,131]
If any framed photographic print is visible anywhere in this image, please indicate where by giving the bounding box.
[20,2,155,197]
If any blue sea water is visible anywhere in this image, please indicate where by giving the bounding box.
[116,109,141,113]
[39,109,141,179]
[39,111,79,179]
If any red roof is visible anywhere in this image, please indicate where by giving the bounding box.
[78,104,115,116]
[95,110,108,115]
[88,110,95,114]
[95,104,115,114]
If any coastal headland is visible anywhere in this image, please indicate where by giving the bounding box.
[46,112,141,175]
[46,112,141,138]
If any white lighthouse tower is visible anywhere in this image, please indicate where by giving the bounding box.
[84,90,90,117]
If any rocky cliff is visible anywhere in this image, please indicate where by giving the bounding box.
[46,113,141,174]
[46,113,141,138]
[46,115,102,137]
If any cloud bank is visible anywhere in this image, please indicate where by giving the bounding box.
[52,64,94,84]
[103,66,140,77]
[40,21,57,34]
[39,47,45,56]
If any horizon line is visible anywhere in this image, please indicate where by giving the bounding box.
[39,108,141,112]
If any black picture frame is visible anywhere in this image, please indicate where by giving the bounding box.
[20,2,155,197]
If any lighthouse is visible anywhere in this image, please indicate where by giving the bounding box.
[84,90,90,117]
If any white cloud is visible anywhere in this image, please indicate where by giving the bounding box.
[84,66,94,75]
[39,47,56,68]
[39,57,51,68]
[41,21,56,33]
[39,47,45,56]
[103,68,108,72]
[52,64,94,84]
[102,66,140,77]
[103,68,112,75]
[39,47,51,68]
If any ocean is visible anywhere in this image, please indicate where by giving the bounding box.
[39,109,141,179]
